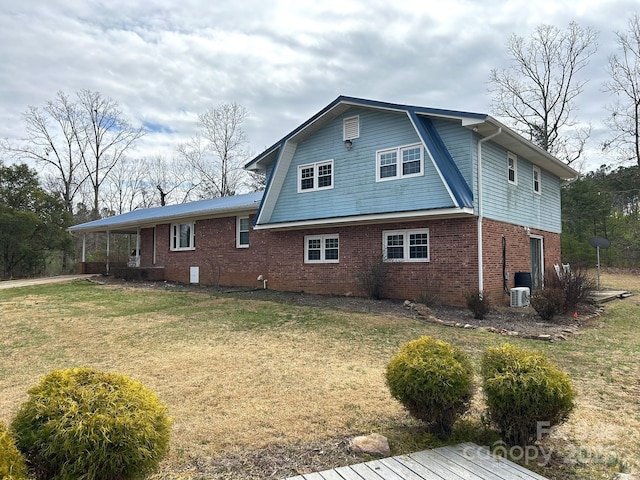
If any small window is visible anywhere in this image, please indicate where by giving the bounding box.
[237,216,250,248]
[377,144,423,181]
[298,160,333,193]
[305,235,339,263]
[343,116,360,140]
[508,152,517,184]
[383,229,429,262]
[533,165,541,194]
[171,222,195,251]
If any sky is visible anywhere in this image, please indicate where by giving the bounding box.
[1,0,638,174]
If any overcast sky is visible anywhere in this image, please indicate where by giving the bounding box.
[1,0,638,174]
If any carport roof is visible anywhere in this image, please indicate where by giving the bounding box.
[68,192,263,234]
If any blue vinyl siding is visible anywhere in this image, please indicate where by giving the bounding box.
[479,141,562,233]
[430,118,475,193]
[268,108,455,223]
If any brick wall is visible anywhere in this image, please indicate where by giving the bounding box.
[132,215,561,306]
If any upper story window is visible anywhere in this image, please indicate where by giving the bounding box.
[383,229,429,262]
[237,216,250,248]
[171,222,195,251]
[376,144,423,182]
[304,234,339,263]
[533,165,541,194]
[298,160,333,193]
[508,152,518,185]
[343,116,360,140]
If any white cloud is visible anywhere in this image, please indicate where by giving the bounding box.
[0,0,636,172]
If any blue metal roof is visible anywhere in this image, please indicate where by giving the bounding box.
[244,95,487,171]
[69,192,263,233]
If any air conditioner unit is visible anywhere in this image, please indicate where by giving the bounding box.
[510,287,530,307]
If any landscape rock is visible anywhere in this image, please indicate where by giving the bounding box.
[613,474,637,480]
[349,433,390,457]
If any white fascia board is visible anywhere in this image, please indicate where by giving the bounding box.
[255,140,298,225]
[253,207,474,230]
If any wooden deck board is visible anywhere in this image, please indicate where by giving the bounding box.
[283,443,549,480]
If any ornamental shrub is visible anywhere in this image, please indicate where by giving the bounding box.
[481,344,576,446]
[0,421,28,480]
[530,288,565,321]
[464,291,491,320]
[12,367,172,480]
[386,336,475,436]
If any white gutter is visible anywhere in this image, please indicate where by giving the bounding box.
[477,127,501,295]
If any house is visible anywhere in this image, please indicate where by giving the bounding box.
[69,96,578,305]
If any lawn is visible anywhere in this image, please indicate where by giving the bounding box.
[0,272,638,479]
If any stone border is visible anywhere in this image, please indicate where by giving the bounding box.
[403,301,604,342]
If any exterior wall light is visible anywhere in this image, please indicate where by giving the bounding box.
[344,139,353,150]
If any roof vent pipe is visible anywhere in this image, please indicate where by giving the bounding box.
[477,127,501,295]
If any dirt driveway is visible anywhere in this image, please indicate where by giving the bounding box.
[0,274,98,290]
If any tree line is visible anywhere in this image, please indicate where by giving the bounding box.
[1,15,640,277]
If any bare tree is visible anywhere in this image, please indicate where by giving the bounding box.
[102,156,150,214]
[603,14,640,166]
[177,102,251,198]
[75,90,145,217]
[0,92,87,213]
[489,22,598,164]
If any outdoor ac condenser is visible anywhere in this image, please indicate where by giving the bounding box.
[510,287,530,307]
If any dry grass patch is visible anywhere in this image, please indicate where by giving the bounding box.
[1,275,639,479]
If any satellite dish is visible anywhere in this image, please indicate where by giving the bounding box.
[589,236,611,249]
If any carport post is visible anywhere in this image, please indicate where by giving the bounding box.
[106,230,110,274]
[82,234,86,263]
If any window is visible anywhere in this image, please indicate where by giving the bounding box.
[533,165,541,194]
[298,160,333,192]
[383,229,429,262]
[508,152,517,184]
[376,144,423,181]
[343,116,359,140]
[237,216,250,248]
[305,235,339,263]
[171,222,195,251]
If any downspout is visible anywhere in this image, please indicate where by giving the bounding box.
[477,127,501,295]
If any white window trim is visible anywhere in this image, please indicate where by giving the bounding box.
[304,234,339,264]
[533,165,541,195]
[382,228,430,262]
[343,115,360,140]
[376,143,424,182]
[236,216,250,248]
[297,160,334,193]
[170,222,195,251]
[508,152,518,185]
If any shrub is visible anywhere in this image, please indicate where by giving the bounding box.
[0,421,28,480]
[545,267,595,312]
[464,291,491,320]
[357,257,387,299]
[386,336,475,436]
[530,288,565,321]
[481,344,576,446]
[12,367,172,480]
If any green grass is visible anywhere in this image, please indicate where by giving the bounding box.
[0,274,638,479]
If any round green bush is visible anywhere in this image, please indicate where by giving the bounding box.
[0,421,28,480]
[386,336,475,435]
[481,343,576,446]
[11,367,172,480]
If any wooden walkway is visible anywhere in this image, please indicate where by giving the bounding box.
[284,443,548,480]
